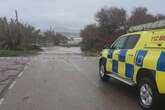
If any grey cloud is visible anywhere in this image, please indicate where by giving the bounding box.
[0,0,164,30]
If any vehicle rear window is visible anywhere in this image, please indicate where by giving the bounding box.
[111,36,128,49]
[124,35,140,49]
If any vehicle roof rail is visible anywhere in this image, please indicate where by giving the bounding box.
[128,19,165,32]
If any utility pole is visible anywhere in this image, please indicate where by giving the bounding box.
[15,10,18,22]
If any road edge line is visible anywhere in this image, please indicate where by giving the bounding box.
[0,98,4,106]
[8,81,16,90]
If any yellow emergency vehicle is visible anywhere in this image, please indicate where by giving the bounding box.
[99,20,165,110]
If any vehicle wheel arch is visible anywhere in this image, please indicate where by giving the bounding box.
[136,68,160,110]
[99,58,107,66]
[136,68,156,84]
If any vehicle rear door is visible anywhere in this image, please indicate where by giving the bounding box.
[121,35,140,79]
[107,35,140,80]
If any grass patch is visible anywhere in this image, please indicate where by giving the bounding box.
[0,49,41,57]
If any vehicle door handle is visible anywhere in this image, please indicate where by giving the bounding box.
[128,54,134,57]
[115,54,119,56]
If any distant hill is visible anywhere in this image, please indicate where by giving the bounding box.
[54,27,80,33]
[54,26,80,39]
[61,32,80,38]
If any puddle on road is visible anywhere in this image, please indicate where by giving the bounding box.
[41,47,82,55]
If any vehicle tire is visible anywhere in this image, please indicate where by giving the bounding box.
[138,78,159,110]
[99,63,109,81]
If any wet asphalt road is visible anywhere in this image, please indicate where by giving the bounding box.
[0,47,142,110]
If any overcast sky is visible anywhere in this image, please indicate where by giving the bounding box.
[0,0,164,31]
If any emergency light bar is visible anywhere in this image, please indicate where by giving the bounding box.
[128,19,165,32]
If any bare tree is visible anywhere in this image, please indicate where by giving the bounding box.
[96,7,127,37]
[43,30,68,46]
[128,7,156,26]
[81,6,165,52]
